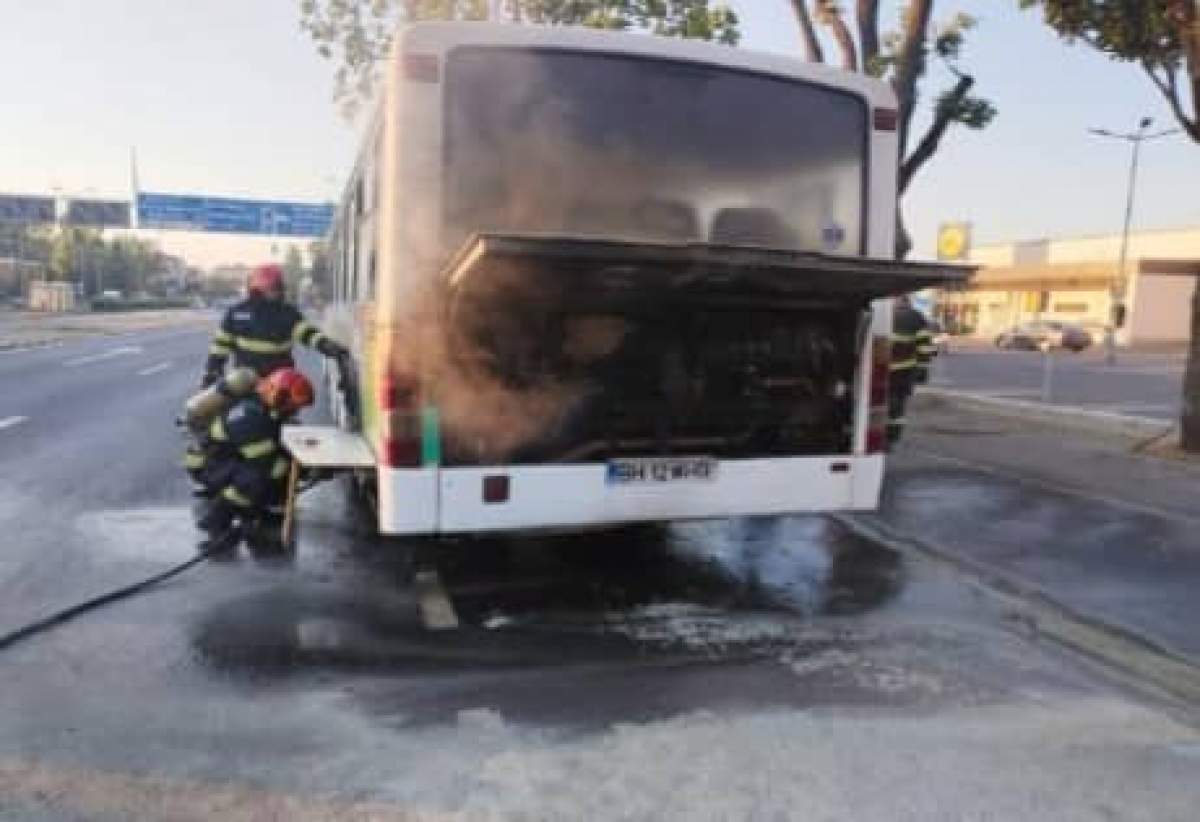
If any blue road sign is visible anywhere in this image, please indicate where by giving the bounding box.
[137,193,333,237]
[0,195,56,224]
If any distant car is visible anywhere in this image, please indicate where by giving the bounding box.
[995,321,1093,352]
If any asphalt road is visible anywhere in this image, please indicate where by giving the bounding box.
[932,344,1186,420]
[1,324,1198,820]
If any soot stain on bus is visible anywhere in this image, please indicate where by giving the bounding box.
[378,48,870,467]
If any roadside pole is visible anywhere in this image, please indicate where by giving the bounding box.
[1040,340,1054,404]
[1089,120,1180,366]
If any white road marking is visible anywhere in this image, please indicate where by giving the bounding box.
[1073,401,1178,415]
[964,387,1043,398]
[137,361,172,376]
[0,341,64,356]
[0,416,29,431]
[63,345,143,368]
[414,568,459,630]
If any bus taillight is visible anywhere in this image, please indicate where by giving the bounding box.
[866,335,891,454]
[403,53,440,83]
[380,373,421,468]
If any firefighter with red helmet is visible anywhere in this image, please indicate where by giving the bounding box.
[202,263,347,386]
[190,368,315,556]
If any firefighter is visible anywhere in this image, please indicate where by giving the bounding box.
[202,262,347,386]
[888,294,932,446]
[913,319,938,385]
[189,368,314,556]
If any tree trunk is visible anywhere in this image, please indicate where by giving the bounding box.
[856,0,880,73]
[789,0,825,63]
[892,0,935,158]
[817,2,859,71]
[1176,0,1200,451]
[1183,281,1200,451]
[895,212,912,261]
[900,74,974,194]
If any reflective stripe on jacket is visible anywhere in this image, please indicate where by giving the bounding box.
[205,296,329,377]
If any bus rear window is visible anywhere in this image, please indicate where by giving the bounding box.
[444,48,867,256]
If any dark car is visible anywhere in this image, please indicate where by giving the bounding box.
[995,320,1093,352]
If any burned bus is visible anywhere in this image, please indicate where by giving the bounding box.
[295,22,968,536]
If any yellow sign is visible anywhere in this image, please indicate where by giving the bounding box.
[937,223,970,261]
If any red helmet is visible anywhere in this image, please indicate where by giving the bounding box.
[257,368,314,416]
[248,263,285,297]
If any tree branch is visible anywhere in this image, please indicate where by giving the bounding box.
[790,0,826,63]
[892,0,935,156]
[856,0,880,73]
[900,74,973,194]
[817,1,859,71]
[1142,59,1200,140]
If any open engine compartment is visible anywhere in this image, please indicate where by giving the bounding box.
[435,234,971,466]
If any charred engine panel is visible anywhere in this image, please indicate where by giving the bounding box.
[436,234,972,466]
[532,307,859,463]
[445,302,861,465]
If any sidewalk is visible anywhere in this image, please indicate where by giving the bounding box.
[0,308,211,351]
[867,393,1200,665]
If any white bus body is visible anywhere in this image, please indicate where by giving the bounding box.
[317,22,965,536]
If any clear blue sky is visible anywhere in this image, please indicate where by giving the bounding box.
[2,0,1198,256]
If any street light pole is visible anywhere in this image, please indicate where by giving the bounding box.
[1089,119,1179,365]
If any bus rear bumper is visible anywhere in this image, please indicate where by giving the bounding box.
[377,455,884,536]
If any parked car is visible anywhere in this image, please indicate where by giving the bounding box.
[994,320,1093,352]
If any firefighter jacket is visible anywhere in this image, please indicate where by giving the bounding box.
[185,396,292,510]
[892,304,935,387]
[204,296,337,379]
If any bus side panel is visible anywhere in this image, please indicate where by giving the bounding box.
[432,456,884,534]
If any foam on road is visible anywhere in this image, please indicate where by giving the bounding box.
[62,346,143,368]
[136,361,172,377]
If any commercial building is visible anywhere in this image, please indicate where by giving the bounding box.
[937,227,1200,345]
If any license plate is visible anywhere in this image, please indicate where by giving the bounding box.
[606,457,718,485]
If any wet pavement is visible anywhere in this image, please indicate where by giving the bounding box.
[2,331,1200,819]
[931,346,1184,420]
[881,400,1200,663]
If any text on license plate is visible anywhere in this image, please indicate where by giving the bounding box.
[606,457,718,485]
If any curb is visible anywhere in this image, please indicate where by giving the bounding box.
[831,512,1200,708]
[916,386,1174,440]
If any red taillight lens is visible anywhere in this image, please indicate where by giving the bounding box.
[873,107,899,132]
[403,53,440,83]
[482,475,510,504]
[867,336,891,454]
[382,436,420,468]
[379,372,420,467]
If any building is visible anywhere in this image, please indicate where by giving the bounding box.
[28,281,76,312]
[937,227,1200,345]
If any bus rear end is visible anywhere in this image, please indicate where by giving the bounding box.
[371,30,964,536]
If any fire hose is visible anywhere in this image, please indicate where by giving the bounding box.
[0,355,360,653]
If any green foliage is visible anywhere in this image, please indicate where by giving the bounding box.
[308,240,334,300]
[1017,0,1183,64]
[1018,0,1198,140]
[935,87,996,129]
[301,0,740,113]
[282,245,306,300]
[45,228,162,295]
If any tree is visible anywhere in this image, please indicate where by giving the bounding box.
[300,0,739,114]
[790,1,996,258]
[308,240,334,301]
[1019,1,1200,451]
[282,245,307,300]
